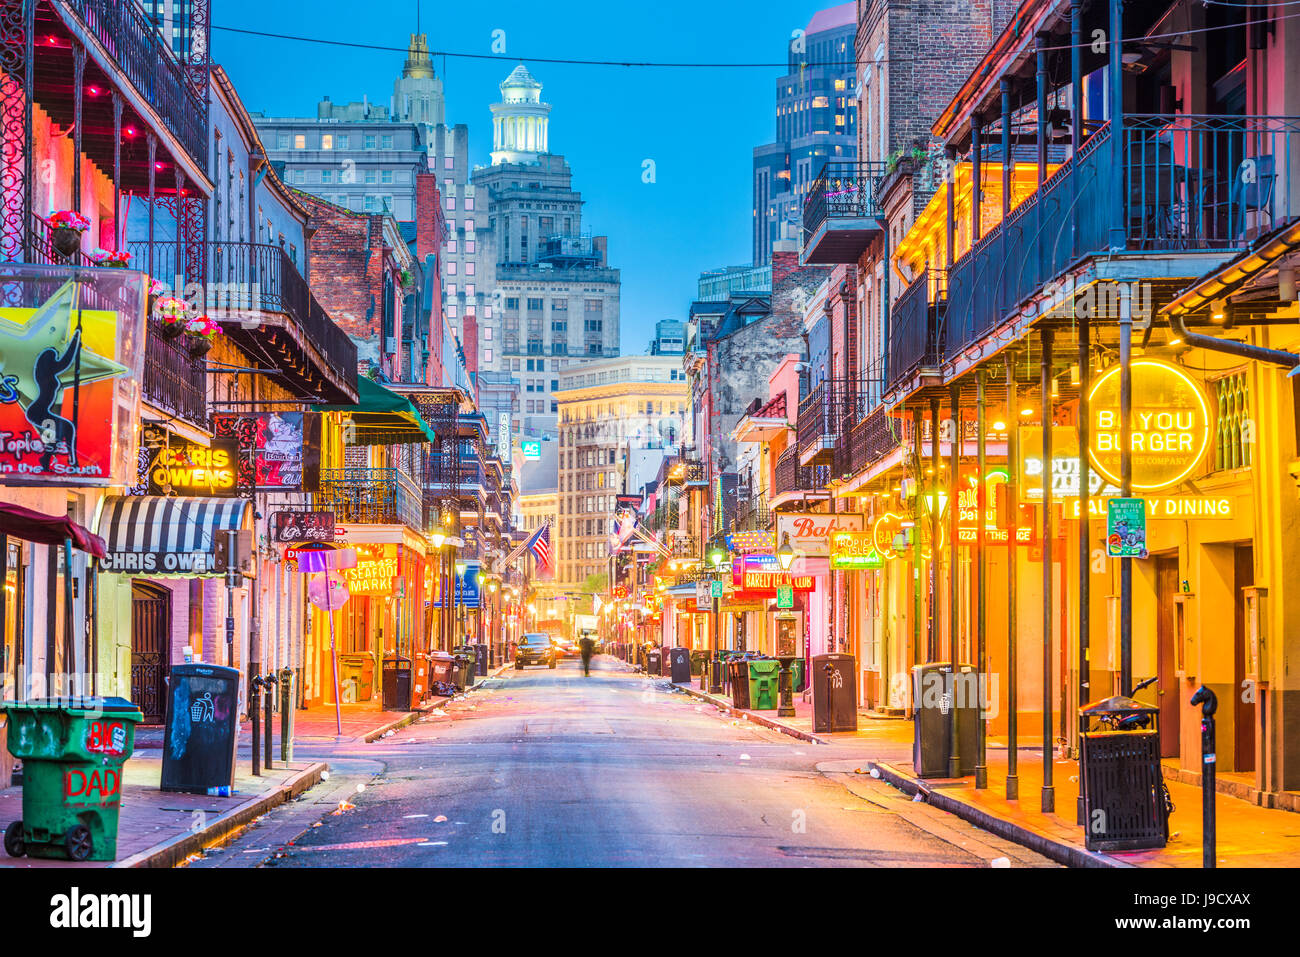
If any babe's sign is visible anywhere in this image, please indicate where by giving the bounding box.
[775,512,865,558]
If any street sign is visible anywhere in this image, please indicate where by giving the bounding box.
[776,584,794,609]
[695,582,712,612]
[1107,498,1147,558]
[710,580,723,598]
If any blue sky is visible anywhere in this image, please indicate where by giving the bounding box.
[214,0,833,353]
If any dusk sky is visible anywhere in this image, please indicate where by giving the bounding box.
[214,0,834,352]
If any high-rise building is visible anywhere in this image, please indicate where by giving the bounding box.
[697,263,772,302]
[752,3,858,265]
[553,356,687,587]
[648,320,686,356]
[472,65,621,442]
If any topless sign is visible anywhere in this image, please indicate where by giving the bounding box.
[0,268,147,487]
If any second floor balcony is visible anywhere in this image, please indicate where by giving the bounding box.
[802,162,887,265]
[796,377,865,466]
[317,468,422,530]
[773,446,829,500]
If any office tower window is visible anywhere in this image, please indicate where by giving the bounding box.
[277,134,289,149]
[365,135,376,149]
[321,134,334,150]
[293,134,306,149]
[381,135,393,149]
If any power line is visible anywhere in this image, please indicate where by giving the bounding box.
[211,11,1300,70]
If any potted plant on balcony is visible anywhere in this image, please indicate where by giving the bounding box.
[400,268,414,289]
[47,210,91,257]
[89,248,131,268]
[184,315,223,358]
[154,296,189,340]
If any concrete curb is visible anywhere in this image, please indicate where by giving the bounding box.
[864,760,1130,869]
[113,762,328,869]
[674,683,829,745]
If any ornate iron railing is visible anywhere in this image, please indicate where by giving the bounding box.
[58,0,207,166]
[796,377,862,458]
[773,446,828,495]
[803,161,887,248]
[318,468,422,529]
[887,270,945,393]
[142,318,207,427]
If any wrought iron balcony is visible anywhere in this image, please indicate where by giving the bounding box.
[142,318,207,428]
[886,269,946,397]
[54,0,207,168]
[834,406,903,479]
[730,493,772,533]
[129,240,358,401]
[796,377,864,466]
[317,468,422,529]
[942,113,1300,366]
[773,446,829,496]
[802,162,887,264]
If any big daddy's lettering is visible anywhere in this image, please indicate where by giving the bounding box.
[65,766,121,804]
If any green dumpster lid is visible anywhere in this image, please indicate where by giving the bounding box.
[1,696,143,716]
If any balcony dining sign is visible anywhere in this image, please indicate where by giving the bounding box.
[0,267,148,487]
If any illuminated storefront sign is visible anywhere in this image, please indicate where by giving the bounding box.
[345,545,400,596]
[735,570,815,595]
[956,470,1036,545]
[1087,360,1213,491]
[829,530,884,569]
[1068,495,1235,520]
[146,439,239,496]
[775,512,865,557]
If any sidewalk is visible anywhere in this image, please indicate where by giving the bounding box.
[0,665,509,868]
[670,677,1300,868]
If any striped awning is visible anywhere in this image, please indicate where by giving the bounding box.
[96,496,252,577]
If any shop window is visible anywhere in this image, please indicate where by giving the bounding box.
[1213,372,1252,471]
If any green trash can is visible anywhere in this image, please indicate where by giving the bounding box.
[2,697,143,862]
[791,658,805,694]
[748,660,781,710]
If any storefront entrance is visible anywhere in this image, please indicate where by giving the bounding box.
[1155,555,1181,757]
[131,581,171,724]
[1233,544,1256,773]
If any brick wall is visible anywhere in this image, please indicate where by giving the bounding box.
[296,190,384,360]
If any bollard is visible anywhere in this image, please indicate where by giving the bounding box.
[1190,685,1218,869]
[280,668,294,763]
[823,660,836,733]
[250,675,262,777]
[262,673,277,771]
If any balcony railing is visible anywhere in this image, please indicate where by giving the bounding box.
[129,240,358,388]
[835,406,902,478]
[802,161,887,263]
[773,446,829,496]
[942,114,1300,365]
[141,318,207,427]
[796,377,864,462]
[730,493,772,533]
[58,0,207,167]
[887,269,946,393]
[317,468,422,529]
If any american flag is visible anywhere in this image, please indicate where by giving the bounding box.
[527,523,553,578]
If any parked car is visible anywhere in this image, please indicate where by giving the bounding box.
[515,632,556,669]
[551,637,579,659]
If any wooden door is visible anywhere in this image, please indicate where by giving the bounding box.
[1233,545,1256,772]
[130,581,171,724]
[1155,556,1180,757]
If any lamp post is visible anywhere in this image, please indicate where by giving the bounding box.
[707,544,726,694]
[455,559,467,647]
[776,534,798,715]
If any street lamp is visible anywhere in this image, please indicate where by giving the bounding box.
[454,559,467,649]
[777,532,796,571]
[704,544,726,695]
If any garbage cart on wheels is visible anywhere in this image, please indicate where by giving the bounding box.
[2,697,143,862]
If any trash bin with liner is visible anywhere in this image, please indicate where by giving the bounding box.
[748,659,781,710]
[730,658,751,709]
[1079,678,1170,852]
[2,697,143,862]
[161,663,241,795]
[646,647,662,676]
[669,648,691,683]
[382,656,413,711]
[451,645,477,690]
[429,652,455,695]
[910,663,978,778]
[689,649,708,676]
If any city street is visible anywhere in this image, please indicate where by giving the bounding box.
[189,658,1054,868]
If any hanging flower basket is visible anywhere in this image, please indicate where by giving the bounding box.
[184,314,223,343]
[188,337,213,359]
[154,296,189,339]
[48,210,90,257]
[90,248,131,268]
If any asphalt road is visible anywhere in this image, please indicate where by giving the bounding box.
[187,657,1055,868]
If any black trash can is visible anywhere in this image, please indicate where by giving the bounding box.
[669,648,691,683]
[1079,693,1168,852]
[730,658,751,709]
[474,644,489,677]
[910,663,978,778]
[689,650,708,677]
[161,664,241,794]
[811,653,858,733]
[646,648,662,676]
[451,646,475,690]
[381,656,412,711]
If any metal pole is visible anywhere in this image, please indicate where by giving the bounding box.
[1191,686,1218,868]
[1041,328,1055,814]
[948,382,962,778]
[1119,283,1133,695]
[976,368,988,788]
[929,397,941,662]
[1077,292,1092,825]
[710,587,722,694]
[1108,0,1127,249]
[1007,375,1020,801]
[912,406,924,669]
[263,672,275,770]
[326,571,342,736]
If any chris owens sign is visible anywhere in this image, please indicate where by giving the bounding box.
[1087,359,1212,491]
[776,512,865,558]
[147,439,239,496]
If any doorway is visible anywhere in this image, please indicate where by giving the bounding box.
[130,581,171,724]
[1233,545,1256,772]
[1154,555,1181,757]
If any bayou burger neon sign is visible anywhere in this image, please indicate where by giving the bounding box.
[1087,359,1212,492]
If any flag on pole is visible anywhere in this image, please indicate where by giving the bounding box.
[528,523,553,578]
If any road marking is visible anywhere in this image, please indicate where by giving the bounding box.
[292,837,429,853]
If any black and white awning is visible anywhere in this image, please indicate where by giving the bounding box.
[96,496,251,577]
